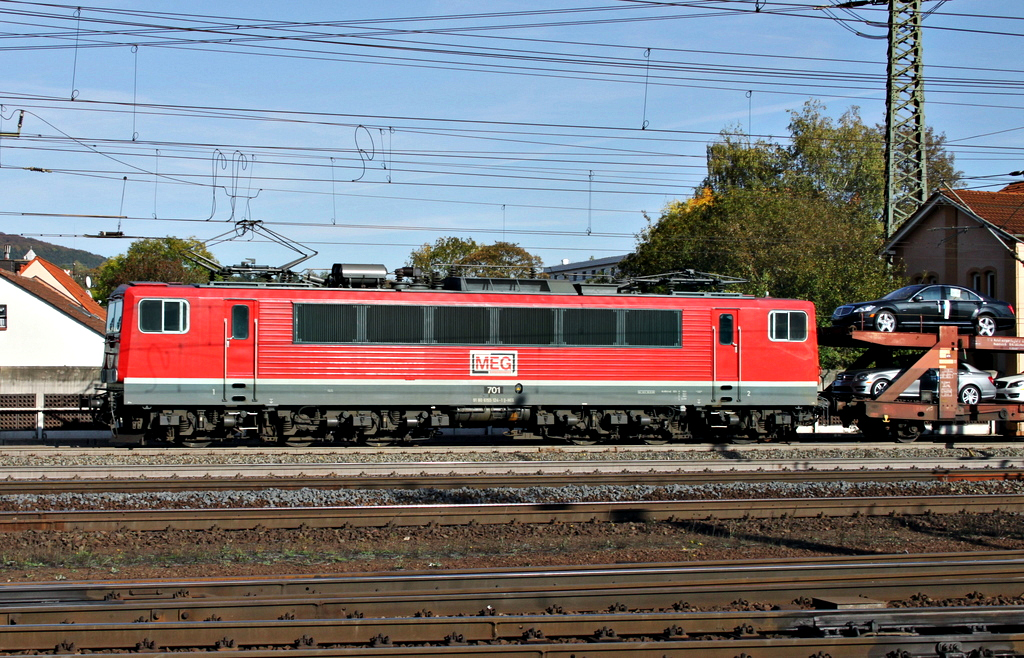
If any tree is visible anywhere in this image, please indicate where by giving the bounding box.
[619,101,960,367]
[91,237,215,303]
[408,236,480,272]
[409,237,544,278]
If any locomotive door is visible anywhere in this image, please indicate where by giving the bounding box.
[713,309,740,401]
[223,299,257,402]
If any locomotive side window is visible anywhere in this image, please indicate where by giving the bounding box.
[435,306,490,344]
[719,314,734,345]
[294,304,358,343]
[367,305,424,343]
[139,299,188,333]
[625,309,680,347]
[293,303,680,347]
[769,310,808,341]
[499,307,556,346]
[231,305,249,340]
[564,308,617,346]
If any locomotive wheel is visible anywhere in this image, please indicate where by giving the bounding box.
[643,437,669,445]
[363,437,394,447]
[180,440,212,448]
[570,437,598,446]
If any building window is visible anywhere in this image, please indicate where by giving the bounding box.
[0,303,6,330]
[971,272,982,294]
[986,271,997,299]
[769,310,808,342]
[139,299,189,333]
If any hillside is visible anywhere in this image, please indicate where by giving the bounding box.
[0,233,107,271]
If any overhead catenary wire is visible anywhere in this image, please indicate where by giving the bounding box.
[0,0,1019,262]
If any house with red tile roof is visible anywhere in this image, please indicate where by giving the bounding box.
[0,267,107,440]
[884,182,1024,375]
[17,256,105,319]
[0,267,105,365]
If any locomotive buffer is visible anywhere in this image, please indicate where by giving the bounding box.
[821,325,1024,439]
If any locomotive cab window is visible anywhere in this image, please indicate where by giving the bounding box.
[231,305,249,340]
[718,314,734,345]
[769,310,807,342]
[139,299,189,334]
[106,298,123,334]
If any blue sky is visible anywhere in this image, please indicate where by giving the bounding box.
[0,0,1020,274]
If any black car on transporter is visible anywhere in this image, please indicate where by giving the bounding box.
[831,284,1015,336]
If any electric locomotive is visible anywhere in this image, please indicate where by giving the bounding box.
[96,265,822,446]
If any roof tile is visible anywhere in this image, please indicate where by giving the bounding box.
[941,187,1024,235]
[18,257,106,318]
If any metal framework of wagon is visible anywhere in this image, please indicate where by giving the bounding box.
[822,325,1024,435]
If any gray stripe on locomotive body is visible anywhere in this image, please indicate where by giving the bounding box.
[123,381,819,408]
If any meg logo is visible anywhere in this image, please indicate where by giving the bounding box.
[471,351,517,376]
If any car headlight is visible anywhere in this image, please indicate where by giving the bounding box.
[853,304,877,313]
[855,373,869,381]
[1011,381,1024,388]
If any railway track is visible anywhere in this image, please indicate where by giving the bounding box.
[2,493,1023,532]
[1,553,1023,656]
[0,464,1021,495]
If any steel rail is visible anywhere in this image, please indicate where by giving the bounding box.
[2,457,1023,481]
[1,493,1022,533]
[6,638,1024,658]
[0,465,1021,495]
[1,607,1023,655]
[2,551,1018,604]
[3,559,1024,625]
[4,555,1024,656]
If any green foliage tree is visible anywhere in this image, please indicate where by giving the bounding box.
[408,236,480,272]
[91,237,215,303]
[409,237,544,278]
[620,101,960,368]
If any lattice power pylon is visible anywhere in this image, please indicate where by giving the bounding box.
[884,0,929,238]
[831,0,937,237]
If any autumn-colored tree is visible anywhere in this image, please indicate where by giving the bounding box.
[619,101,960,367]
[91,237,215,303]
[408,236,480,272]
[409,237,544,278]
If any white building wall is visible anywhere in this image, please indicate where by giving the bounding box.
[0,279,104,367]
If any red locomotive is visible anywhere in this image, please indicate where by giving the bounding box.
[97,265,822,446]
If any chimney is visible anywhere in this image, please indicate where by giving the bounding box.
[3,244,9,260]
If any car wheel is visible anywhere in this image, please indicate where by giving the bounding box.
[975,314,997,336]
[871,379,890,396]
[959,384,981,405]
[874,310,897,333]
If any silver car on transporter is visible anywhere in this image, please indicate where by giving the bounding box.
[831,361,996,405]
